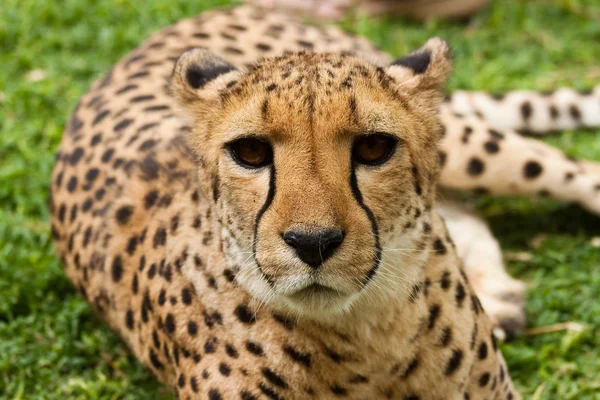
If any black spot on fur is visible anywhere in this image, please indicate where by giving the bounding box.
[438,151,447,167]
[491,333,498,351]
[153,227,167,248]
[484,141,499,154]
[127,71,149,80]
[69,147,85,165]
[471,294,482,315]
[218,362,231,376]
[428,304,441,330]
[445,349,463,376]
[204,337,217,353]
[131,274,138,294]
[478,342,488,359]
[101,148,114,163]
[246,341,264,356]
[523,161,543,179]
[326,348,345,363]
[116,84,138,94]
[188,321,198,336]
[138,139,157,152]
[235,304,256,324]
[401,357,419,379]
[520,102,532,121]
[273,313,294,330]
[165,313,176,333]
[138,122,158,132]
[144,105,170,112]
[262,368,288,389]
[225,344,239,358]
[433,238,447,254]
[330,385,348,396]
[259,383,283,400]
[115,205,133,225]
[568,104,581,121]
[190,376,199,392]
[66,176,78,192]
[488,129,504,141]
[149,349,164,370]
[125,309,134,329]
[467,158,485,176]
[131,94,155,103]
[256,43,272,52]
[439,327,452,347]
[147,263,157,280]
[114,118,133,132]
[82,198,93,213]
[181,287,193,305]
[283,345,311,368]
[140,156,160,181]
[111,255,123,282]
[68,114,84,134]
[461,126,473,143]
[479,372,491,387]
[209,389,223,400]
[92,110,110,126]
[261,98,269,121]
[212,176,220,202]
[221,32,236,41]
[297,40,314,49]
[564,172,575,182]
[144,190,159,209]
[455,281,466,307]
[241,391,257,400]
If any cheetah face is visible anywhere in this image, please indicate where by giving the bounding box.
[171,40,452,322]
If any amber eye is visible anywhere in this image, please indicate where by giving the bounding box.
[227,137,273,169]
[353,134,398,166]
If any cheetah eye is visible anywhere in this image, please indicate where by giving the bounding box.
[227,137,273,169]
[353,133,398,166]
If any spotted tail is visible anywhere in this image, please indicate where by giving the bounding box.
[445,85,600,134]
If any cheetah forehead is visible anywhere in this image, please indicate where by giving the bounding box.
[240,52,381,87]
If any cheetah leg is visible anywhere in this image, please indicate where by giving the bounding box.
[446,85,600,134]
[438,107,600,215]
[436,197,526,339]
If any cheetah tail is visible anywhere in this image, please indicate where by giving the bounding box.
[444,84,600,134]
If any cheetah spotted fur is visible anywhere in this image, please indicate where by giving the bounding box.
[50,5,600,399]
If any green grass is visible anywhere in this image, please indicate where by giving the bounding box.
[1,0,599,398]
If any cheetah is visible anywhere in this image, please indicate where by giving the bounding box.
[50,5,600,399]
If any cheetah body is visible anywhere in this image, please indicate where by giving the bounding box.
[50,5,600,399]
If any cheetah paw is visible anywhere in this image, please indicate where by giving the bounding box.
[476,278,527,341]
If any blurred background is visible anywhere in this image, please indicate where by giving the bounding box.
[1,0,599,398]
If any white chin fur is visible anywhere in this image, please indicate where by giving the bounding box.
[227,223,428,325]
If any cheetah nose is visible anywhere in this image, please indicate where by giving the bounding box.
[282,228,344,268]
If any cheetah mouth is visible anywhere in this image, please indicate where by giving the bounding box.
[287,284,342,300]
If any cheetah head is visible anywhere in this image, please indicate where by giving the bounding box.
[170,40,452,323]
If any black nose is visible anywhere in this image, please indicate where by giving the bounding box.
[282,228,344,268]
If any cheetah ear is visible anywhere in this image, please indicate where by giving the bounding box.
[170,48,241,108]
[386,38,452,96]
